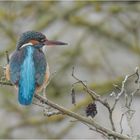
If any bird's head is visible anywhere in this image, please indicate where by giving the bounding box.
[16,31,67,50]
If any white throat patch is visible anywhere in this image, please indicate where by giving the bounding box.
[20,42,33,49]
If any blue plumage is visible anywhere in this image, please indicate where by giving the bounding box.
[33,48,46,86]
[19,46,35,105]
[9,45,47,105]
[10,49,25,84]
[8,31,67,106]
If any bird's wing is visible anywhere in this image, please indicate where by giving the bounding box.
[35,64,50,93]
[9,50,25,84]
[33,49,47,86]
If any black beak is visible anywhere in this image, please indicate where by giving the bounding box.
[44,39,68,46]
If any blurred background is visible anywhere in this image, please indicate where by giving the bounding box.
[0,1,140,139]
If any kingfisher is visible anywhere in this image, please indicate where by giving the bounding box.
[5,31,67,105]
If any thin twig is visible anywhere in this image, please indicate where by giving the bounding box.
[118,67,140,136]
[72,67,116,131]
[82,121,108,139]
[5,51,10,64]
[120,113,125,134]
[72,66,100,99]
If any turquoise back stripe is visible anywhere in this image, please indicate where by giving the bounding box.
[19,46,35,105]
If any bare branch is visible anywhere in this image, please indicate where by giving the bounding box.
[34,94,130,139]
[118,67,140,136]
[72,67,116,132]
[72,66,100,99]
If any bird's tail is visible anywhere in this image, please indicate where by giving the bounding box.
[18,46,35,105]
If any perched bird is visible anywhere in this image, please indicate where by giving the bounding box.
[6,31,67,105]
